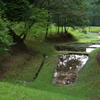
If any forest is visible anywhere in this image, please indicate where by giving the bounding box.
[0,0,100,100]
[0,0,100,55]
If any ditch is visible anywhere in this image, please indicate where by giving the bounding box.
[33,43,100,85]
[52,43,100,85]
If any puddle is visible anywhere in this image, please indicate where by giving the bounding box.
[54,43,100,53]
[52,53,89,85]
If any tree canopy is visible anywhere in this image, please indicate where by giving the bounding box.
[2,0,29,21]
[0,0,96,55]
[0,17,14,56]
[87,0,100,26]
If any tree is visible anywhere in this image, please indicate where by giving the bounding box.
[92,0,100,5]
[2,0,29,21]
[0,18,14,57]
[0,0,90,43]
[0,0,48,43]
[49,0,89,34]
[87,0,100,26]
[0,0,14,57]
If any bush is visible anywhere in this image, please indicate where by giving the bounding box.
[0,18,14,57]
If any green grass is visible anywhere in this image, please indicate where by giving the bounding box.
[0,26,100,100]
[87,26,100,32]
[24,48,100,100]
[1,42,44,84]
[0,82,85,100]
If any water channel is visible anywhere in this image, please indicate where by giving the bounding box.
[54,43,100,53]
[52,43,100,85]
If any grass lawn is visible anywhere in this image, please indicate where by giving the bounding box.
[0,26,100,100]
[88,26,100,32]
[0,82,86,100]
[25,48,100,100]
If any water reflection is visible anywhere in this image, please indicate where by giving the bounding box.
[86,45,100,53]
[52,54,89,85]
[89,45,100,47]
[86,48,95,53]
[54,44,100,53]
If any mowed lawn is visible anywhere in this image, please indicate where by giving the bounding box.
[26,47,100,100]
[0,47,100,100]
[0,26,100,100]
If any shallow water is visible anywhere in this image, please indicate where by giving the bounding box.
[54,43,100,53]
[53,43,100,85]
[52,54,89,85]
[86,45,100,53]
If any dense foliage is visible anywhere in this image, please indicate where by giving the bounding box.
[0,18,14,56]
[2,0,29,21]
[0,0,14,56]
[88,0,100,26]
[51,0,89,27]
[0,0,99,55]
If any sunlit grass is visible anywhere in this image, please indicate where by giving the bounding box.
[0,82,84,100]
[86,26,100,32]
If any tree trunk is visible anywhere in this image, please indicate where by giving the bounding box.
[8,19,35,43]
[61,26,63,33]
[50,25,52,36]
[45,24,49,38]
[64,26,67,33]
[57,15,60,35]
[7,26,23,43]
[20,19,36,40]
[45,13,50,38]
[45,0,50,39]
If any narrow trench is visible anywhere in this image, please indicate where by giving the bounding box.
[33,54,46,81]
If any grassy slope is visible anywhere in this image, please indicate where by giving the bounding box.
[25,28,100,100]
[0,27,100,100]
[0,42,44,83]
[0,82,85,100]
[26,48,100,100]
